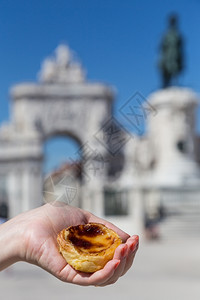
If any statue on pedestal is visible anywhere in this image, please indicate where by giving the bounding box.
[159,14,184,88]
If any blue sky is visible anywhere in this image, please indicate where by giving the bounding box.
[0,0,200,172]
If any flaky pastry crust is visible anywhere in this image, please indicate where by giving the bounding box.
[57,223,122,273]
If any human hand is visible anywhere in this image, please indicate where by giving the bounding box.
[0,203,139,286]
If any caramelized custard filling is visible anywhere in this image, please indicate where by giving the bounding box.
[66,224,115,254]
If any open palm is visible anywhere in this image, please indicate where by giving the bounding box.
[21,203,139,286]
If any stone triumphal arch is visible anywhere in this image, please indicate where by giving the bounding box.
[2,44,200,237]
[0,45,114,218]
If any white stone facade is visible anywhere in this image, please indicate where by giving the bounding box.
[0,45,114,218]
[0,45,200,236]
[147,87,200,187]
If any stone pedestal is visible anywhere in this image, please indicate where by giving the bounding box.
[147,87,200,186]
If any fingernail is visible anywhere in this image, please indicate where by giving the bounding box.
[114,261,120,270]
[130,242,138,252]
[130,243,136,252]
[134,235,139,243]
[121,244,128,257]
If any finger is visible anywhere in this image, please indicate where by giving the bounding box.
[59,263,79,282]
[88,214,130,243]
[95,236,138,286]
[99,244,128,286]
[126,235,139,250]
[121,250,137,277]
[121,235,139,276]
[113,243,128,260]
[73,243,129,286]
[71,259,120,286]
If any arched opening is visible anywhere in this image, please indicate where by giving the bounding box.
[44,135,81,174]
[43,135,83,207]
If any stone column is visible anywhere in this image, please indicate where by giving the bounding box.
[81,161,105,217]
[7,169,23,218]
[130,187,145,236]
[80,139,107,217]
[21,162,43,211]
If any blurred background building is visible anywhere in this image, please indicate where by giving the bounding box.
[0,41,200,239]
[0,2,200,241]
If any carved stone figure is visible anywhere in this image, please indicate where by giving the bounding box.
[39,44,85,84]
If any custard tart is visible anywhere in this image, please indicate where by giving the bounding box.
[57,223,122,273]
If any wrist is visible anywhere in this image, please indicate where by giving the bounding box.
[0,216,25,271]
